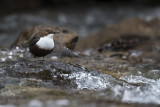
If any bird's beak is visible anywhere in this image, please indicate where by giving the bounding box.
[54,31,60,34]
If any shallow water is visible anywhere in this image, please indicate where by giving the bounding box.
[0,47,159,106]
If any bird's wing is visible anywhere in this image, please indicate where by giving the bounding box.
[29,36,40,46]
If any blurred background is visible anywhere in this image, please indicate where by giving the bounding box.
[1,1,160,106]
[1,0,160,46]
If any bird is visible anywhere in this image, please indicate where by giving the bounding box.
[29,28,59,58]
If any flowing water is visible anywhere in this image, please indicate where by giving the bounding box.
[0,47,159,106]
[0,5,160,107]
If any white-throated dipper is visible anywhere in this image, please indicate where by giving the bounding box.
[29,29,59,57]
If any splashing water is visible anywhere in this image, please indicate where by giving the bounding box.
[120,75,156,84]
[61,71,160,104]
[0,47,29,62]
[68,72,113,90]
[122,79,160,104]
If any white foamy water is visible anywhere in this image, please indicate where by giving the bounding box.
[21,99,70,107]
[62,71,116,90]
[64,71,160,104]
[46,99,69,107]
[120,75,156,84]
[28,100,43,107]
[116,75,160,104]
[122,79,160,104]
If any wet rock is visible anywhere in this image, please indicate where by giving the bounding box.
[98,35,150,52]
[76,18,160,51]
[0,84,5,89]
[11,25,78,50]
[0,77,20,85]
[50,47,79,57]
[1,60,90,89]
[0,50,160,106]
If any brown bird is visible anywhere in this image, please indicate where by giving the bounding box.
[29,29,59,57]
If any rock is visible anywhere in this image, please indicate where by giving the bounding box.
[50,47,79,57]
[11,25,78,50]
[75,18,160,51]
[0,84,5,89]
[2,60,90,89]
[98,35,150,52]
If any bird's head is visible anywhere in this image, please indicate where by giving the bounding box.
[43,28,60,34]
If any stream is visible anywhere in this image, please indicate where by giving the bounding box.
[0,5,160,107]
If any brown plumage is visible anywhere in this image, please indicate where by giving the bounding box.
[29,29,59,57]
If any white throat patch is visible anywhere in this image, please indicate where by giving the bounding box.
[36,34,55,50]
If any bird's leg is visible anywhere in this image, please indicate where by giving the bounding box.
[42,56,45,61]
[33,55,38,61]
